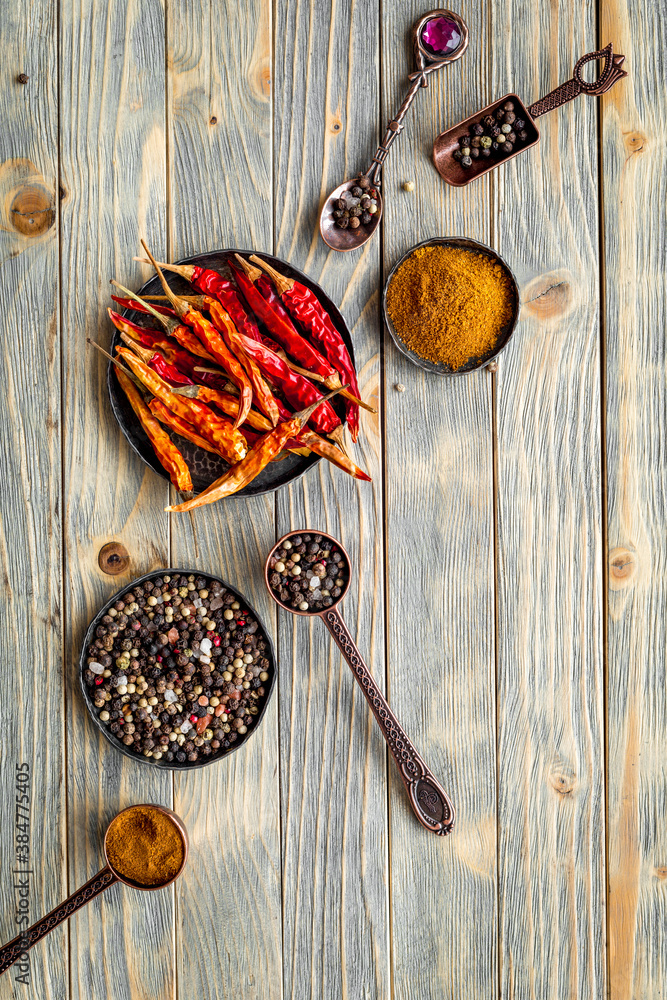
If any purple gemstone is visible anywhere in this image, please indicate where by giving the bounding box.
[421,15,462,56]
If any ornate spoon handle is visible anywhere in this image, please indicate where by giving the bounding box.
[322,607,455,835]
[0,867,118,976]
[365,8,469,186]
[528,42,626,118]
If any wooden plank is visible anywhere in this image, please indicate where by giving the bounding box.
[166,2,282,997]
[492,3,605,997]
[59,0,174,995]
[601,1,667,996]
[0,0,65,995]
[273,0,388,997]
[382,3,497,999]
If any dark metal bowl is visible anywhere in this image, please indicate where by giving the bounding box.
[382,236,520,375]
[79,568,276,770]
[107,248,355,496]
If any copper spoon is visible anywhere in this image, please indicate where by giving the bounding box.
[265,531,455,835]
[0,805,188,976]
[319,9,468,253]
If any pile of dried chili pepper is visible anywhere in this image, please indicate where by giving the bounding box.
[99,242,374,509]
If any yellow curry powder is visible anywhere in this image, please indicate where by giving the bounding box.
[386,245,514,370]
[106,806,185,886]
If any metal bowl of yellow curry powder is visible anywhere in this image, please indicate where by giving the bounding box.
[383,237,520,375]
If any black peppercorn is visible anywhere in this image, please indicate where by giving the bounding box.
[471,148,479,159]
[351,186,362,198]
[514,119,525,131]
[459,135,471,147]
[503,111,516,124]
[472,123,484,136]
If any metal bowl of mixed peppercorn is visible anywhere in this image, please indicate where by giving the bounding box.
[79,568,276,770]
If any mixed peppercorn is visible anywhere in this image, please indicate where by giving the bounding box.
[268,534,349,612]
[332,174,379,231]
[454,101,530,168]
[83,572,272,765]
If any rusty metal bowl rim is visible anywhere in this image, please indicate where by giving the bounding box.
[79,567,276,771]
[382,236,521,376]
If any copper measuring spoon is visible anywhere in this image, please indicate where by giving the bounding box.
[265,531,455,835]
[433,42,627,186]
[319,9,468,253]
[0,804,188,976]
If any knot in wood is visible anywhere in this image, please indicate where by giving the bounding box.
[10,185,55,236]
[654,866,667,880]
[549,771,576,796]
[98,542,130,576]
[522,270,574,321]
[609,546,636,590]
[16,73,29,84]
[624,131,646,155]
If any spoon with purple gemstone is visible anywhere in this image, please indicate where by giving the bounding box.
[320,9,468,253]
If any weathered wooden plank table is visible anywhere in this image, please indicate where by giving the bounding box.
[0,0,664,996]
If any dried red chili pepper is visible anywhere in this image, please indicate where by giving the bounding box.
[229,257,338,374]
[133,256,263,344]
[140,243,253,428]
[179,374,370,481]
[166,389,343,512]
[149,399,220,454]
[111,294,177,318]
[111,282,219,364]
[172,292,281,427]
[235,332,342,438]
[115,368,192,492]
[249,255,365,441]
[117,347,247,465]
[267,395,371,482]
[149,353,196,387]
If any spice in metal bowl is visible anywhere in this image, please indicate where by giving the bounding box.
[106,806,184,886]
[83,573,272,764]
[268,533,349,612]
[385,244,514,370]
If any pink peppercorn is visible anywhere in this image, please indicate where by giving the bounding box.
[190,714,197,723]
[213,637,221,647]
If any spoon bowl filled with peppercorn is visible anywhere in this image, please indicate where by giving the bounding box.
[79,568,276,769]
[265,531,455,836]
[319,174,383,253]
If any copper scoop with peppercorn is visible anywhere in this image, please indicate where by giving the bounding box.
[320,9,469,252]
[265,530,455,836]
[433,42,626,186]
